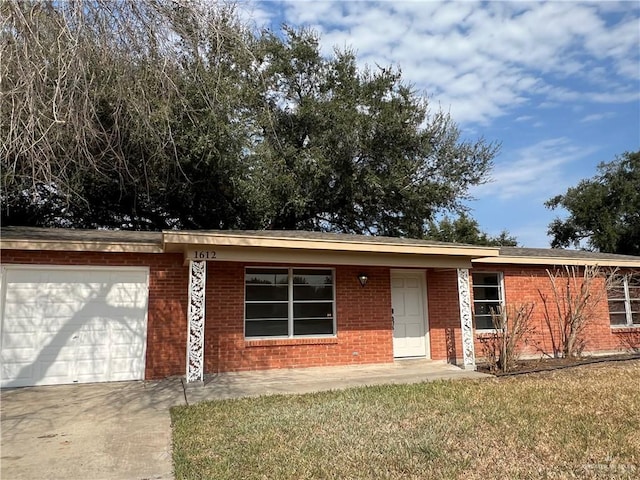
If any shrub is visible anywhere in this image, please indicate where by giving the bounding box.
[479,302,536,373]
[539,265,612,358]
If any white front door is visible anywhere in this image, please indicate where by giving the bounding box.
[391,270,429,358]
[1,266,149,388]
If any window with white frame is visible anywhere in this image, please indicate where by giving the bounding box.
[245,267,335,338]
[472,272,504,330]
[608,274,640,327]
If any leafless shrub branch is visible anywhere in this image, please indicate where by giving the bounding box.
[1,0,259,204]
[478,302,536,373]
[538,265,615,358]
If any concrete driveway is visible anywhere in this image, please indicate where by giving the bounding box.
[1,379,185,480]
[1,361,488,480]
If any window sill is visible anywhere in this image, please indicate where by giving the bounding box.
[245,337,339,347]
[475,330,500,337]
[611,325,640,333]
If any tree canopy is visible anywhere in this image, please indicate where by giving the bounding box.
[2,0,501,240]
[426,214,517,246]
[546,150,640,255]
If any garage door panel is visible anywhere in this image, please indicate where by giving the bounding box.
[38,324,81,346]
[33,284,100,300]
[74,348,109,373]
[110,322,146,337]
[38,373,73,386]
[2,301,38,319]
[36,337,77,356]
[39,361,73,376]
[4,337,36,358]
[1,347,36,363]
[111,365,142,380]
[42,302,85,319]
[76,359,109,380]
[111,354,144,370]
[75,373,107,384]
[1,266,149,387]
[2,362,35,386]
[110,343,144,358]
[39,319,80,334]
[110,337,145,351]
[2,318,41,336]
[76,342,109,357]
[36,337,77,355]
[43,299,114,318]
[1,338,29,354]
[106,291,147,309]
[111,328,145,342]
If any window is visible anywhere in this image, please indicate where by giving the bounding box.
[608,274,640,327]
[472,272,504,330]
[245,267,335,338]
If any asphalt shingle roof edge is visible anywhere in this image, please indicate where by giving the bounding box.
[0,226,162,245]
[497,246,640,262]
[163,229,491,249]
[1,226,639,264]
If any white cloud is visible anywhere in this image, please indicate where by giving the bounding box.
[580,112,616,123]
[282,1,337,26]
[250,0,640,126]
[243,1,638,249]
[471,138,598,201]
[236,2,276,29]
[591,90,640,103]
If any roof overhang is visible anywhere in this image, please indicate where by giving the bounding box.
[9,228,638,269]
[163,231,499,268]
[184,245,479,268]
[162,231,498,256]
[0,238,162,254]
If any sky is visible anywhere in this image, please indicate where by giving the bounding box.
[237,0,640,247]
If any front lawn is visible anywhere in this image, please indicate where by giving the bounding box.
[171,361,640,479]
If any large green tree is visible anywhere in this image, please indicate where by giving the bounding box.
[426,214,517,246]
[2,1,499,239]
[251,28,499,237]
[546,150,640,255]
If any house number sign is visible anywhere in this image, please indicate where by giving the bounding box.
[191,250,217,260]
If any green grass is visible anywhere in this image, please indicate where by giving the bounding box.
[171,361,640,479]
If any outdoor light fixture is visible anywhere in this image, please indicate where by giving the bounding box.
[357,273,369,287]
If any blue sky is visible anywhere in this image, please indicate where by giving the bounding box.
[238,0,640,247]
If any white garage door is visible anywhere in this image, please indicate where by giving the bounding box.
[1,266,149,388]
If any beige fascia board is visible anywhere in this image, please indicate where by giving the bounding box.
[164,231,498,258]
[473,255,640,268]
[183,245,473,269]
[0,240,163,254]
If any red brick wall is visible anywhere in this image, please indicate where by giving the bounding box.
[1,249,187,379]
[204,262,393,372]
[469,265,634,358]
[426,269,463,363]
[1,251,394,378]
[3,248,634,380]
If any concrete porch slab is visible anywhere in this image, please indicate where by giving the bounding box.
[183,359,490,404]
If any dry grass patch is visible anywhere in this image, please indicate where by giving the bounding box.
[171,361,640,479]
